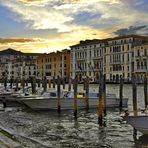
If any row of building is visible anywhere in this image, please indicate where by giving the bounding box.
[0,35,148,82]
[0,48,70,82]
[71,35,148,82]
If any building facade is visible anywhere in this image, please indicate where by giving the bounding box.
[3,59,36,81]
[70,39,106,81]
[132,44,148,82]
[70,35,148,82]
[36,49,70,81]
[105,35,148,82]
[0,48,42,80]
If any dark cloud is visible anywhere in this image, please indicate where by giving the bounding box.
[114,25,148,36]
[0,38,39,44]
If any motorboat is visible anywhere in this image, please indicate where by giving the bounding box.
[123,116,148,135]
[64,91,128,108]
[0,86,41,107]
[19,90,128,110]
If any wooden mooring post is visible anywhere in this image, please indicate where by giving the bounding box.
[2,96,7,108]
[103,74,107,116]
[144,75,147,109]
[83,78,86,91]
[10,76,13,89]
[48,79,51,88]
[85,76,89,110]
[62,78,65,90]
[57,76,61,113]
[25,79,28,86]
[21,77,25,93]
[53,76,55,88]
[37,78,41,88]
[31,76,36,94]
[43,76,47,92]
[15,78,19,91]
[98,72,103,126]
[73,75,78,118]
[119,76,123,109]
[132,74,138,139]
[132,74,138,116]
[68,78,72,91]
[4,76,7,90]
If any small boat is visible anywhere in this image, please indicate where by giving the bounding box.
[19,90,128,110]
[123,116,148,135]
[0,86,40,107]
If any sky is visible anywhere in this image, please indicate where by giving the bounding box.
[0,0,148,53]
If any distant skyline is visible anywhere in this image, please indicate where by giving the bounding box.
[0,0,148,53]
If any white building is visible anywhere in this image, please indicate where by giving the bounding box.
[70,35,148,82]
[105,35,148,82]
[1,58,36,81]
[0,48,42,80]
[132,43,148,82]
[70,39,106,82]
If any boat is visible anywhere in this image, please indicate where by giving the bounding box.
[19,90,128,110]
[0,86,41,107]
[123,116,148,135]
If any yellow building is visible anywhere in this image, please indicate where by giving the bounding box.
[36,49,70,81]
[36,53,47,79]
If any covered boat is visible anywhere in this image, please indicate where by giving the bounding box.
[123,116,148,135]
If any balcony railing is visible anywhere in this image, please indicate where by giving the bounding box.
[134,68,147,73]
[110,61,124,65]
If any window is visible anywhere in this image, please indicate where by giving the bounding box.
[122,55,124,62]
[137,50,140,56]
[127,44,129,50]
[127,54,130,61]
[122,45,124,51]
[89,72,91,76]
[110,47,112,52]
[137,61,140,69]
[128,66,129,71]
[144,49,147,56]
[89,51,91,57]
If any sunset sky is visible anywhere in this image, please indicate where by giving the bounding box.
[0,0,148,53]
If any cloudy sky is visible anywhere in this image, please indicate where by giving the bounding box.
[0,0,148,53]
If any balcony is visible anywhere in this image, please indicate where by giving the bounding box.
[110,61,124,65]
[134,68,147,73]
[135,55,147,60]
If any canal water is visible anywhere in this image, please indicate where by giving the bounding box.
[0,84,147,147]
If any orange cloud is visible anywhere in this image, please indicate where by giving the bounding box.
[0,38,41,44]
